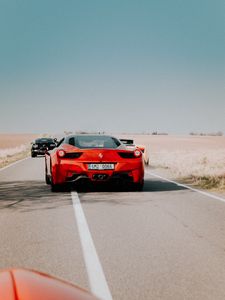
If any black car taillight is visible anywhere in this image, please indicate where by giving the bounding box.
[118,152,136,158]
[63,152,83,159]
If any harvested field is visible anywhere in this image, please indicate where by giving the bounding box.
[120,134,225,192]
[0,134,38,149]
[0,134,38,168]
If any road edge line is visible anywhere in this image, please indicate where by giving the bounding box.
[0,157,30,172]
[146,171,225,203]
[71,192,113,300]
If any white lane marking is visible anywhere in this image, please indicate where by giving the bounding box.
[71,192,113,300]
[146,171,225,203]
[0,157,30,172]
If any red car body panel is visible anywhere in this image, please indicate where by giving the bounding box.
[0,269,98,300]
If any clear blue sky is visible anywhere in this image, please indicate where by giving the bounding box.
[0,0,224,134]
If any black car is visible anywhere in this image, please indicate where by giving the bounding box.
[31,138,57,157]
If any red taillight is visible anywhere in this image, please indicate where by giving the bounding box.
[57,149,66,158]
[134,150,141,157]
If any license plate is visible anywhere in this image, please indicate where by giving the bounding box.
[88,163,114,170]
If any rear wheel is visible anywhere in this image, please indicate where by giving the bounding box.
[45,159,51,185]
[45,174,51,185]
[31,152,36,158]
[45,172,51,185]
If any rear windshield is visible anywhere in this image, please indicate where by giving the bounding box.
[35,138,54,143]
[67,136,121,149]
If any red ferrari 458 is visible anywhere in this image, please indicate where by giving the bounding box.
[45,134,144,191]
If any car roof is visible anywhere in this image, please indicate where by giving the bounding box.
[65,134,117,139]
[36,137,54,141]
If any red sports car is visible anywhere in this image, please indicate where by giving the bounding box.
[45,134,144,191]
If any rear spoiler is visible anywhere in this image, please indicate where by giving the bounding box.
[119,139,134,145]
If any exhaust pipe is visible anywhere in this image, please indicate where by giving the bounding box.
[92,174,108,180]
[67,175,88,183]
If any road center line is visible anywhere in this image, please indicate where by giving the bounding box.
[146,171,225,203]
[71,192,113,300]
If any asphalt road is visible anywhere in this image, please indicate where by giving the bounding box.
[1,157,225,299]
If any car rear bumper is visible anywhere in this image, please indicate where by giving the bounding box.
[32,147,55,155]
[53,161,144,185]
[65,171,136,184]
[32,149,47,155]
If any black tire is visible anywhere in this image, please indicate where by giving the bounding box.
[31,152,36,158]
[45,159,51,184]
[45,174,51,185]
[49,160,59,191]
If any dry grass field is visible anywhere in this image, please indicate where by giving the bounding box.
[120,134,225,192]
[0,134,38,168]
[0,134,38,149]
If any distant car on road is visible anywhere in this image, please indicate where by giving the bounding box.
[120,139,149,165]
[45,134,144,191]
[31,138,57,157]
